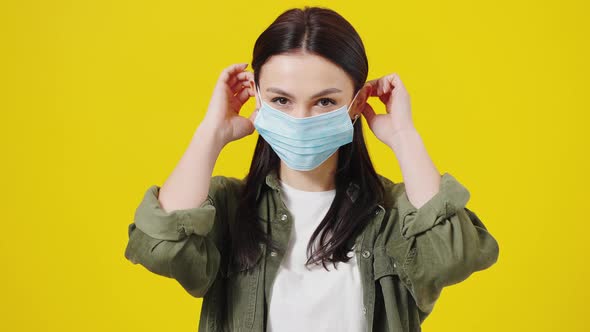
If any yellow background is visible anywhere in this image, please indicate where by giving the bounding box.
[1,0,588,331]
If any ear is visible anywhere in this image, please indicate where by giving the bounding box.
[348,84,372,121]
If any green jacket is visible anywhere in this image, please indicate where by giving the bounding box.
[124,169,499,331]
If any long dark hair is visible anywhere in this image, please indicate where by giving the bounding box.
[230,6,385,272]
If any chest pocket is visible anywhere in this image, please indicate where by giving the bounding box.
[372,208,400,280]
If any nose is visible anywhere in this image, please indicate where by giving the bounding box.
[292,106,312,119]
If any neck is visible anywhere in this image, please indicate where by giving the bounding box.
[279,151,339,192]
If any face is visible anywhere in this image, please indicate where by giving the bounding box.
[255,52,361,119]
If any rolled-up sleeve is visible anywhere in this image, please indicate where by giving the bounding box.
[396,172,471,239]
[124,176,233,298]
[132,185,217,241]
[385,173,500,313]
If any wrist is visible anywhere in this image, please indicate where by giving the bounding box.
[193,123,226,153]
[386,126,420,152]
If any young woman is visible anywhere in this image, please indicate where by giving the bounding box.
[124,6,499,332]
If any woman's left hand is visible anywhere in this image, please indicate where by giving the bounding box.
[361,73,416,147]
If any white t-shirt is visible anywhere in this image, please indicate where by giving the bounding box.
[266,180,366,332]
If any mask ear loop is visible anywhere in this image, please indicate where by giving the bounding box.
[256,84,263,107]
[348,87,364,126]
[337,88,364,174]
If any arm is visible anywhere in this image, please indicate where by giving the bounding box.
[158,125,225,213]
[385,129,499,314]
[123,126,226,298]
[124,176,232,298]
[385,173,500,314]
[159,62,256,212]
[364,73,499,313]
[388,128,440,209]
[123,63,257,297]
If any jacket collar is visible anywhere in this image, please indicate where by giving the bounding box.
[255,168,361,203]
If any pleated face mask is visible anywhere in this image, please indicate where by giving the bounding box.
[253,87,361,171]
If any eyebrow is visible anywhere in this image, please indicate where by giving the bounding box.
[266,87,343,99]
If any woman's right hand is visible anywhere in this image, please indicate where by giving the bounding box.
[199,63,258,147]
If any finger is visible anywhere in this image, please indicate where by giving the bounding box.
[230,80,248,95]
[235,85,252,107]
[230,73,254,94]
[236,70,254,81]
[380,76,391,95]
[228,70,254,90]
[366,78,387,97]
[376,76,393,96]
[219,63,249,85]
[366,78,390,106]
[390,74,408,94]
[381,74,396,95]
[379,93,391,109]
[365,80,380,96]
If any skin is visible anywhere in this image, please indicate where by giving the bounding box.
[157,51,441,213]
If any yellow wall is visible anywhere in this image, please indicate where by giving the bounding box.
[1,0,588,331]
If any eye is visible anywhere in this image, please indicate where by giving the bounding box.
[271,97,289,105]
[317,98,337,107]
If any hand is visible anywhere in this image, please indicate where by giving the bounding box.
[199,63,258,146]
[361,73,415,147]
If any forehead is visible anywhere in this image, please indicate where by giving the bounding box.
[258,52,354,97]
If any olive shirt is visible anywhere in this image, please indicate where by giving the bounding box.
[124,170,500,332]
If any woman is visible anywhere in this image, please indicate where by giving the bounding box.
[124,6,500,332]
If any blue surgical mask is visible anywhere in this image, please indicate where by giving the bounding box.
[253,87,361,171]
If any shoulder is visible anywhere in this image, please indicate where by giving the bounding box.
[375,173,405,210]
[207,175,246,203]
[209,175,246,191]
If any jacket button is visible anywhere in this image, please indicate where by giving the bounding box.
[362,306,367,315]
[362,250,371,258]
[374,209,380,215]
[270,251,277,257]
[280,213,288,222]
[393,262,397,268]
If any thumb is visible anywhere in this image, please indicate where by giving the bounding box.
[232,115,255,139]
[249,109,259,125]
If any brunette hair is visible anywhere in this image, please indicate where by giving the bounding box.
[230,6,385,271]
